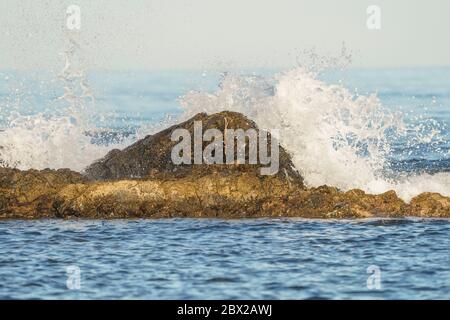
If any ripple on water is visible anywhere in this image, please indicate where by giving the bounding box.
[0,218,450,299]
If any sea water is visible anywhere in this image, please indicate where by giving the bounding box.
[0,67,449,299]
[1,218,450,299]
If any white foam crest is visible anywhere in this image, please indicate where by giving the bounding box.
[0,35,122,172]
[0,114,110,171]
[365,173,450,202]
[180,67,450,201]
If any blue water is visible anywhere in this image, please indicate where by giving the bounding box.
[1,219,450,300]
[0,67,449,299]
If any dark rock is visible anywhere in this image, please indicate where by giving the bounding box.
[84,111,304,187]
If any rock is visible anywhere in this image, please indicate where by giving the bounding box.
[2,169,448,219]
[1,170,449,220]
[84,111,304,187]
[409,193,450,217]
[280,187,407,219]
[46,177,408,219]
[338,189,406,218]
[0,111,449,220]
[53,172,294,219]
[0,167,87,219]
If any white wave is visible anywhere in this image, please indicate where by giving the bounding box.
[179,67,449,201]
[0,114,111,172]
[0,35,125,172]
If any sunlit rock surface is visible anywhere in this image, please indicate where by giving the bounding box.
[0,168,87,219]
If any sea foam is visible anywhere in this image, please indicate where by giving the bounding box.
[179,68,450,201]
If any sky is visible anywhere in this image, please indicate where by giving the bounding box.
[1,0,450,71]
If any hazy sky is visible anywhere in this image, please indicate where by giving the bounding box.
[1,0,450,70]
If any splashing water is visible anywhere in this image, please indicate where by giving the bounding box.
[0,65,448,202]
[0,36,122,172]
[179,68,449,201]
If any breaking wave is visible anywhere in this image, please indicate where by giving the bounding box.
[179,68,450,201]
[0,65,448,202]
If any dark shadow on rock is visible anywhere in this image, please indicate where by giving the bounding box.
[84,111,304,187]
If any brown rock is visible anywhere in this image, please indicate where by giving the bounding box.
[83,111,304,187]
[409,193,450,217]
[0,111,449,220]
[52,172,298,219]
[0,167,87,219]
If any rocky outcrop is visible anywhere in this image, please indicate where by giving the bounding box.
[1,169,449,219]
[84,111,303,187]
[0,167,87,219]
[0,111,449,219]
[409,193,450,217]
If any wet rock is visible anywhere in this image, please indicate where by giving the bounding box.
[337,189,406,218]
[84,111,304,187]
[409,193,450,217]
[53,172,296,219]
[0,167,87,219]
[0,111,449,220]
[279,187,406,219]
[1,167,449,220]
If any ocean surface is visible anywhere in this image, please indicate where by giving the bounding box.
[1,218,450,300]
[0,66,449,299]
